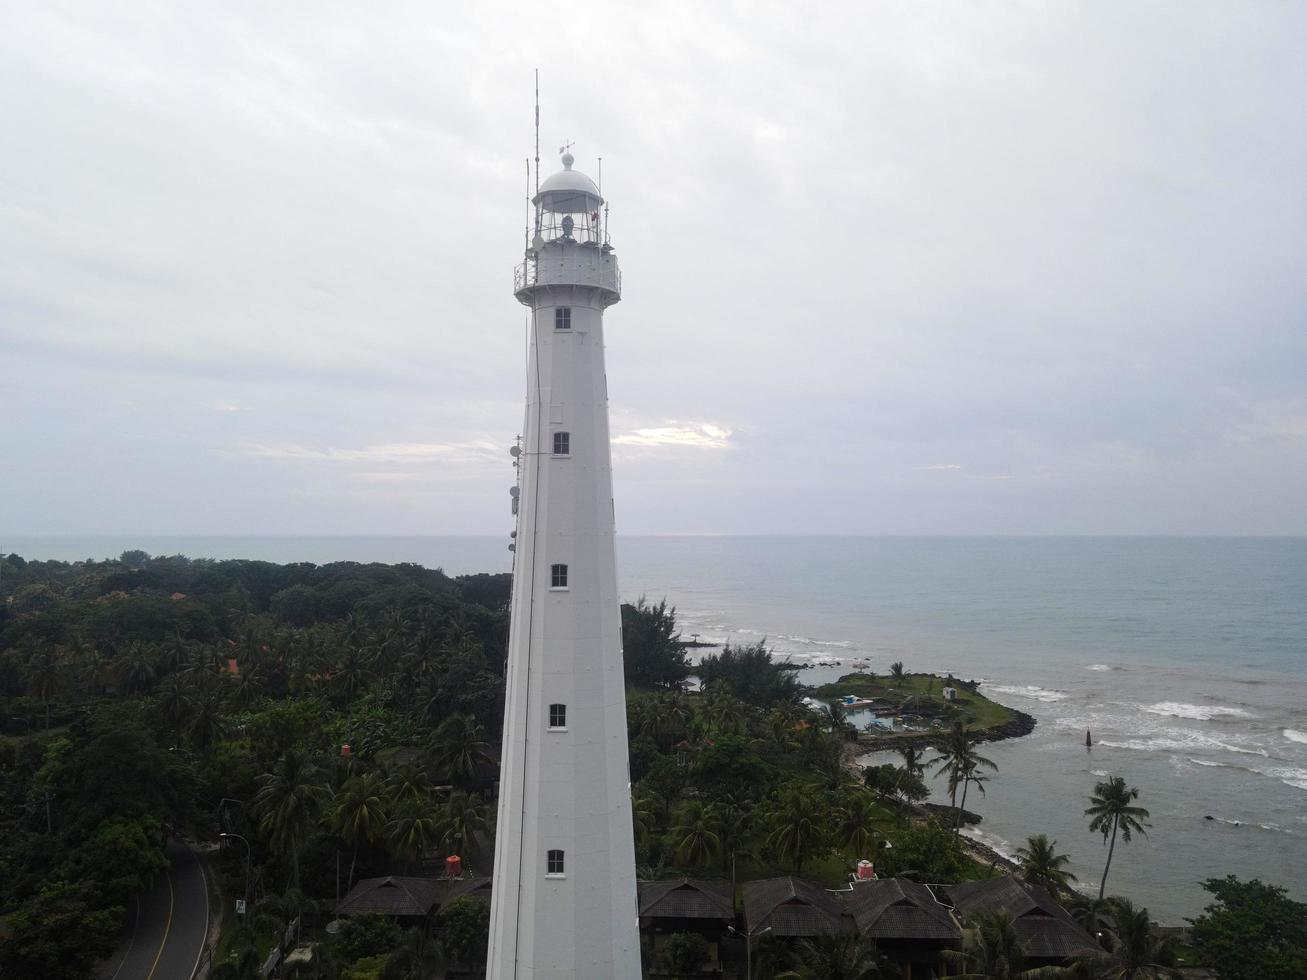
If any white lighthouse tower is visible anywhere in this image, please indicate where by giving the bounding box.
[486,145,640,978]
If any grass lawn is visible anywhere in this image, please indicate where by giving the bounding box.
[812,673,1017,733]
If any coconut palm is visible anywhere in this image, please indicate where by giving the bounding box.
[440,790,489,859]
[333,771,388,891]
[670,800,722,868]
[1085,777,1150,899]
[944,909,1063,979]
[155,674,194,733]
[896,745,927,780]
[930,722,997,829]
[1066,894,1116,946]
[251,751,331,888]
[1015,834,1078,896]
[700,693,748,736]
[954,760,991,835]
[384,763,433,807]
[116,642,160,694]
[632,791,658,849]
[331,646,376,709]
[24,647,63,729]
[429,713,494,787]
[386,796,441,863]
[763,784,826,875]
[778,932,895,980]
[835,791,879,859]
[382,925,445,980]
[1067,899,1180,979]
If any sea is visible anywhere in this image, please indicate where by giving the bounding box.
[7,534,1305,922]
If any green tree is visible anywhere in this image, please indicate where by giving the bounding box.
[697,641,803,706]
[778,932,895,980]
[1085,776,1150,899]
[657,932,710,978]
[1015,834,1077,896]
[670,799,722,868]
[385,796,441,863]
[1189,876,1307,980]
[944,909,1051,979]
[0,880,122,980]
[763,783,827,875]
[1070,899,1179,979]
[24,646,63,729]
[930,722,997,834]
[429,713,494,787]
[889,661,905,683]
[251,749,331,888]
[333,771,388,891]
[434,897,490,972]
[834,790,879,858]
[621,597,691,690]
[439,789,489,859]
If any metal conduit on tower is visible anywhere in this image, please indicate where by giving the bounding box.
[486,99,638,977]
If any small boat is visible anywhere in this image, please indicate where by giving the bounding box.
[837,695,878,709]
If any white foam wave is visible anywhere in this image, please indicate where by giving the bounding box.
[1261,767,1307,791]
[1144,702,1254,721]
[1098,733,1269,757]
[1086,664,1117,671]
[1188,758,1244,770]
[1284,729,1307,745]
[1088,769,1110,777]
[986,684,1069,703]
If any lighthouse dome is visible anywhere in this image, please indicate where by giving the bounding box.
[535,151,603,213]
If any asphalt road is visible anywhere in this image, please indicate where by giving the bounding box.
[96,839,210,980]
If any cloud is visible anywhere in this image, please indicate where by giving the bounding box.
[231,441,502,464]
[613,423,733,450]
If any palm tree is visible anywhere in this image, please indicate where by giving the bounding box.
[1085,776,1150,899]
[953,760,991,835]
[385,796,442,863]
[429,714,494,787]
[384,763,433,807]
[333,771,388,891]
[439,790,489,859]
[24,647,63,729]
[778,932,895,980]
[116,642,160,695]
[1068,899,1180,979]
[1015,834,1078,896]
[631,791,658,850]
[155,674,194,735]
[700,693,748,736]
[382,925,445,980]
[835,791,879,859]
[930,722,997,829]
[944,909,1061,979]
[331,646,376,709]
[251,750,331,889]
[670,800,722,868]
[1066,894,1116,946]
[895,745,926,780]
[890,661,906,683]
[763,785,826,875]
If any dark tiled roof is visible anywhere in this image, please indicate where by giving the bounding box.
[742,877,848,937]
[843,879,960,941]
[639,879,735,921]
[436,875,493,905]
[336,876,443,916]
[947,877,1098,959]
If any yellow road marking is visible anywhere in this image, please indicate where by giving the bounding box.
[145,865,175,980]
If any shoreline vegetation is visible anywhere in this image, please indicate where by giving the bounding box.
[2,551,1302,978]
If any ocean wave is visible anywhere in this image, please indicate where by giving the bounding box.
[1187,758,1248,770]
[1098,733,1269,757]
[1143,702,1254,721]
[985,683,1069,703]
[1284,729,1307,745]
[1261,767,1307,791]
[1085,664,1118,671]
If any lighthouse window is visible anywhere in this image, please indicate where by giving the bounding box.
[554,307,571,330]
[547,849,565,875]
[550,564,569,588]
[553,431,570,456]
[548,703,567,729]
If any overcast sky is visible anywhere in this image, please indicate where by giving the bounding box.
[2,1,1304,537]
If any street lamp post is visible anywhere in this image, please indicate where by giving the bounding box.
[219,832,252,905]
[746,924,772,980]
